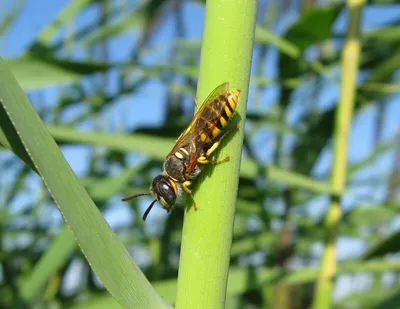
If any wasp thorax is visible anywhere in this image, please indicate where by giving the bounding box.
[150,175,176,210]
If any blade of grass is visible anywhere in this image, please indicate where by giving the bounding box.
[3,163,153,301]
[44,125,338,194]
[254,26,300,58]
[19,227,76,300]
[312,1,365,308]
[363,231,400,260]
[0,0,26,36]
[68,296,124,309]
[6,55,110,90]
[0,58,170,309]
[174,1,257,308]
[81,0,167,47]
[32,0,93,46]
[336,284,400,309]
[348,134,400,174]
[0,113,36,172]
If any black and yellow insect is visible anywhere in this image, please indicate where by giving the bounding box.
[122,81,241,220]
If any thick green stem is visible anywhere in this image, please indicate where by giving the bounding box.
[312,0,365,308]
[175,1,257,308]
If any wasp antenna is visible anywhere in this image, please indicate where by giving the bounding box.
[121,192,151,202]
[142,200,157,221]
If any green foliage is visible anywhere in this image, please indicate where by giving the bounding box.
[0,0,399,308]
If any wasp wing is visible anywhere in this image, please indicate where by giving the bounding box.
[167,82,229,175]
[171,82,229,144]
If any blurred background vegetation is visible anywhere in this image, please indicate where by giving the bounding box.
[1,0,400,308]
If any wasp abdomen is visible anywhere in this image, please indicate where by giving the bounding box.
[199,89,240,144]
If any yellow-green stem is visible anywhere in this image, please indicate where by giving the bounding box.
[312,0,365,308]
[175,1,257,308]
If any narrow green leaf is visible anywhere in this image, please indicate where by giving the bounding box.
[0,0,26,36]
[348,134,400,174]
[336,284,400,309]
[363,26,400,45]
[255,26,300,58]
[6,55,110,90]
[20,227,76,300]
[47,125,170,160]
[68,296,124,309]
[363,231,400,260]
[34,0,95,45]
[0,58,169,309]
[267,164,339,195]
[48,125,339,194]
[367,45,400,82]
[89,160,153,200]
[0,107,36,172]
[231,232,274,257]
[82,0,167,46]
[344,205,397,227]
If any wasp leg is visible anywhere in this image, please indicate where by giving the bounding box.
[197,155,230,165]
[183,180,198,209]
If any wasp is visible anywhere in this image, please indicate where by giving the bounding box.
[122,82,241,220]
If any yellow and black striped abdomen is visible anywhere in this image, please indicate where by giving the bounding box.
[199,89,241,143]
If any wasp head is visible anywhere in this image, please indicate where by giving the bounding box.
[150,175,177,211]
[121,174,177,221]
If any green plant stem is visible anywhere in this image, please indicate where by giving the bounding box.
[175,1,257,308]
[312,0,365,308]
